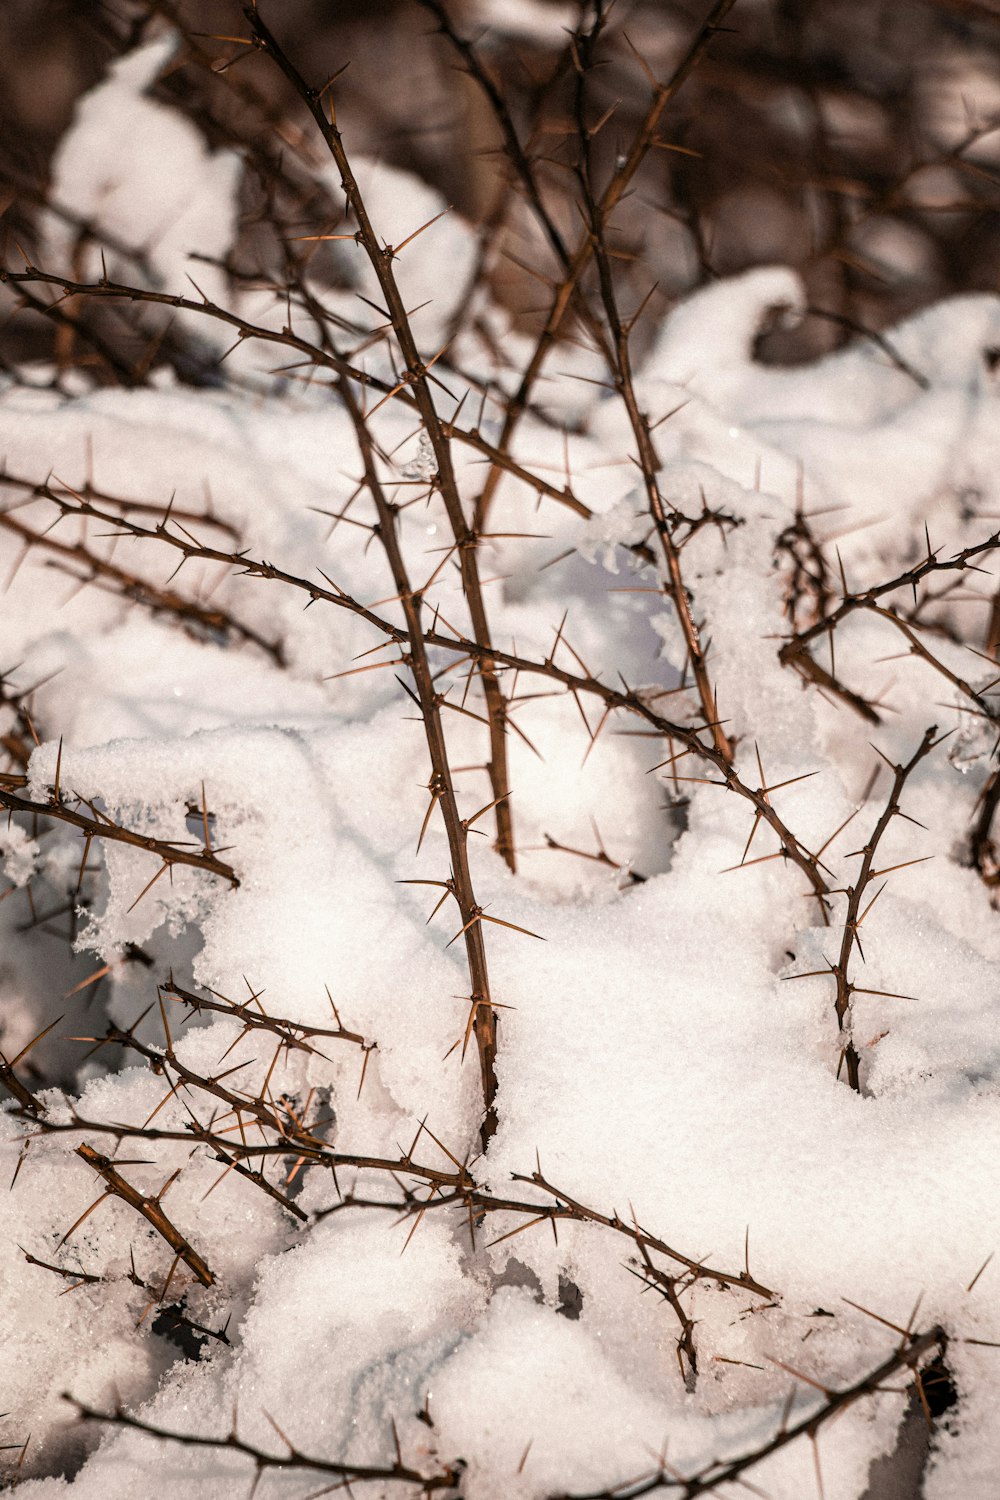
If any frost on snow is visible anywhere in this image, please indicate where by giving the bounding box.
[2,27,1000,1500]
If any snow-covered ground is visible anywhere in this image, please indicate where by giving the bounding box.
[2,34,1000,1500]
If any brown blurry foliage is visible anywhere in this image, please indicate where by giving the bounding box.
[3,0,1000,377]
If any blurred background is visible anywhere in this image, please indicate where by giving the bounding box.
[2,0,1000,372]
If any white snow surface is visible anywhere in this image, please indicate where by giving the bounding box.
[3,38,1000,1500]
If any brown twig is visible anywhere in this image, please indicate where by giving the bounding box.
[0,268,594,522]
[308,370,501,1146]
[0,1056,43,1114]
[781,529,1000,668]
[72,1144,215,1287]
[555,1325,948,1498]
[785,726,939,1089]
[469,0,738,534]
[18,1100,774,1303]
[162,977,369,1055]
[538,830,647,885]
[780,528,1000,726]
[0,785,239,888]
[571,3,733,762]
[0,468,241,542]
[0,503,284,665]
[5,470,831,917]
[0,668,40,773]
[64,1396,457,1490]
[245,4,518,876]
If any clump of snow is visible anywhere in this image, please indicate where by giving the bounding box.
[472,0,578,47]
[42,38,241,337]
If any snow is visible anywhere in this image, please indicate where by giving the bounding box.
[471,0,579,47]
[43,38,241,341]
[5,35,1000,1500]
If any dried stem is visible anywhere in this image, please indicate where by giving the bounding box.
[15,1043,774,1304]
[0,503,283,664]
[787,727,939,1090]
[64,1396,458,1491]
[468,0,738,534]
[334,369,500,1146]
[0,270,592,518]
[244,5,517,875]
[73,1144,215,1287]
[556,1325,947,1499]
[2,470,832,917]
[0,784,239,888]
[162,977,369,1056]
[572,4,733,761]
[971,766,1000,887]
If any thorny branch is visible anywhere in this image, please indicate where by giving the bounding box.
[572,3,733,762]
[557,1325,948,1499]
[780,527,1000,725]
[13,968,772,1317]
[64,1397,460,1492]
[465,0,739,535]
[161,976,370,1057]
[0,499,284,664]
[48,1322,954,1498]
[0,782,239,888]
[332,365,501,1146]
[1,3,994,1484]
[2,474,834,917]
[0,467,241,541]
[0,666,40,772]
[971,767,1000,887]
[11,928,769,1371]
[72,1143,215,1287]
[14,1089,774,1302]
[0,272,592,518]
[786,727,939,1090]
[244,4,518,879]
